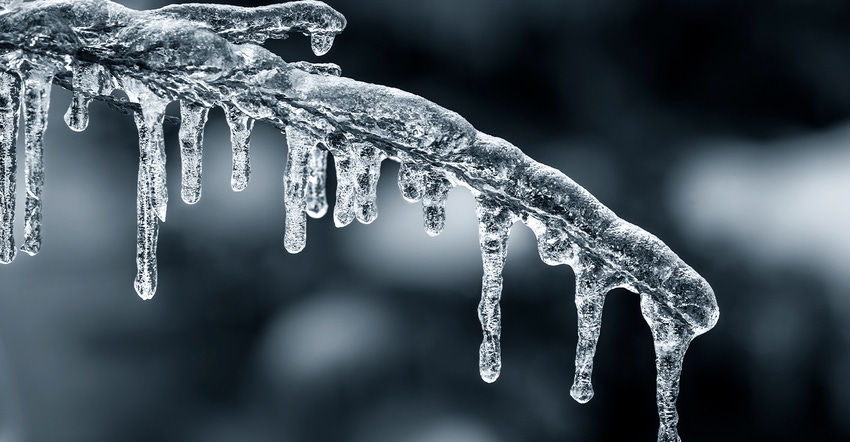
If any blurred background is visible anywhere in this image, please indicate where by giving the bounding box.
[0,0,848,440]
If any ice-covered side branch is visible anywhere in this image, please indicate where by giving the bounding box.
[0,1,718,440]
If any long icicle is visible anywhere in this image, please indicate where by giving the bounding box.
[570,259,611,404]
[18,64,53,256]
[305,142,328,218]
[223,104,253,192]
[283,126,312,253]
[641,294,695,442]
[475,196,514,383]
[178,101,208,204]
[354,141,384,224]
[124,81,169,300]
[0,71,20,264]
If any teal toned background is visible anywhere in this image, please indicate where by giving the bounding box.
[0,0,848,440]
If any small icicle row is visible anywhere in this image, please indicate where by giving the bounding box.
[422,168,452,236]
[397,157,425,203]
[0,71,20,264]
[178,102,209,204]
[475,197,514,383]
[64,63,111,132]
[223,104,254,192]
[283,126,315,253]
[18,63,54,256]
[353,141,385,224]
[305,143,328,218]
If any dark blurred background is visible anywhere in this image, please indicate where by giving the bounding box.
[0,0,848,440]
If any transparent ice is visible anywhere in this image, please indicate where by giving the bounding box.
[0,1,719,440]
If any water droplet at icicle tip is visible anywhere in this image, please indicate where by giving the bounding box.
[310,32,335,56]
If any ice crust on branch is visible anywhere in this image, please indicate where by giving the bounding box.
[0,1,718,440]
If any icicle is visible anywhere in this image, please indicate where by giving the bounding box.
[570,258,612,404]
[223,104,253,192]
[397,159,424,203]
[353,141,384,224]
[18,64,53,256]
[133,112,161,300]
[0,71,19,264]
[178,101,208,204]
[63,63,111,132]
[283,126,314,253]
[306,143,328,218]
[332,142,356,228]
[475,197,514,383]
[310,32,335,56]
[641,295,695,442]
[121,77,170,300]
[422,169,452,236]
[528,219,575,267]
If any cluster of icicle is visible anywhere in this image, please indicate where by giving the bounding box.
[0,1,718,440]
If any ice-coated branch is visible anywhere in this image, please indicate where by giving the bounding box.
[0,1,718,440]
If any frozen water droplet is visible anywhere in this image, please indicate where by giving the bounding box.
[310,33,335,56]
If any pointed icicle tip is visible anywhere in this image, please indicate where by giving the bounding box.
[310,32,335,56]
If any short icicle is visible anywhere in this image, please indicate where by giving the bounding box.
[397,157,424,203]
[178,101,208,204]
[570,256,612,404]
[331,138,356,228]
[64,63,111,132]
[305,143,328,218]
[422,169,452,236]
[353,141,384,224]
[283,126,313,253]
[0,71,20,264]
[223,104,253,192]
[475,197,514,383]
[18,63,53,256]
